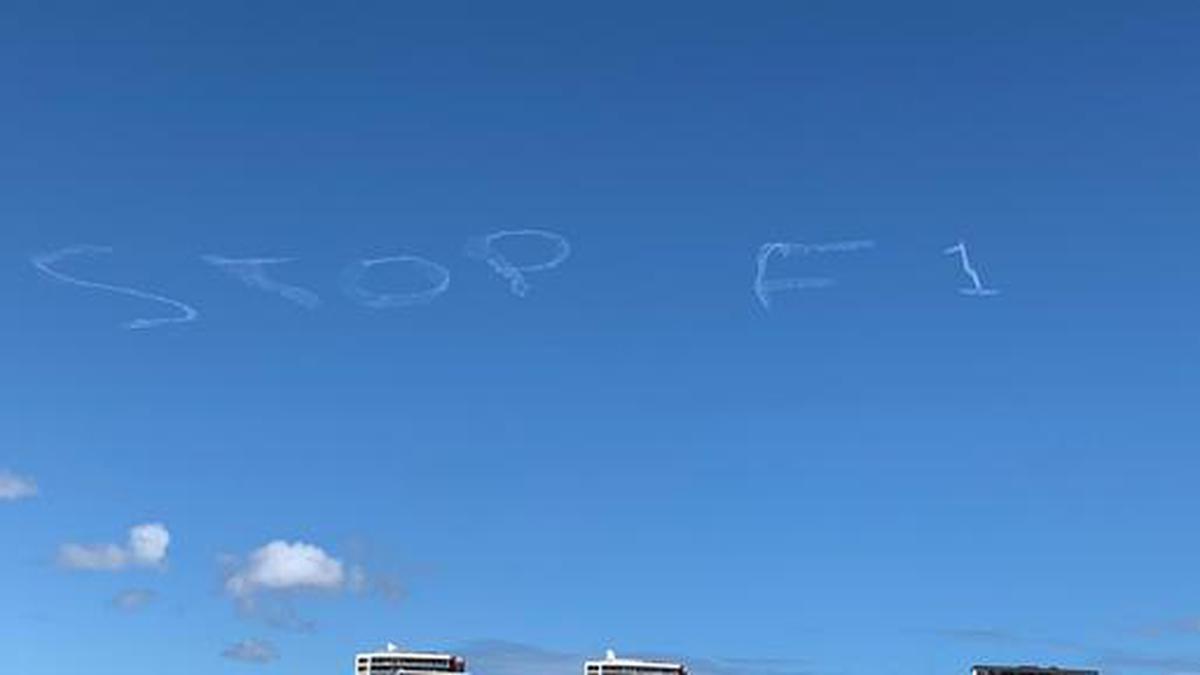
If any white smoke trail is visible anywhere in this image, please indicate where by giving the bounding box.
[201,255,321,309]
[31,245,199,330]
[754,239,876,309]
[465,229,571,297]
[943,241,1000,296]
[340,255,450,308]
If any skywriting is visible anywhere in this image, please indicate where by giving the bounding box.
[3,3,1195,675]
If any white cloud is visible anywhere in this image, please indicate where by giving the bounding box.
[0,470,37,501]
[225,540,346,598]
[58,523,170,571]
[222,541,397,631]
[222,639,279,664]
[127,523,170,565]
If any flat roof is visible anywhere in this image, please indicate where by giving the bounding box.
[585,659,686,669]
[358,652,460,659]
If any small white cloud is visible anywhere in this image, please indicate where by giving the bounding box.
[225,540,345,598]
[127,523,170,565]
[58,523,170,571]
[0,470,37,501]
[222,541,397,631]
[222,639,279,664]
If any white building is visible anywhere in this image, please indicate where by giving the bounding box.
[585,650,689,675]
[356,644,467,675]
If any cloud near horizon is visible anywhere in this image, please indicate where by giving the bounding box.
[458,640,811,675]
[933,626,1200,674]
[58,523,170,571]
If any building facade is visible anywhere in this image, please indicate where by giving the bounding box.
[356,644,467,675]
[584,650,688,675]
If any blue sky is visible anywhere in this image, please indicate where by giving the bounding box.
[2,2,1199,674]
